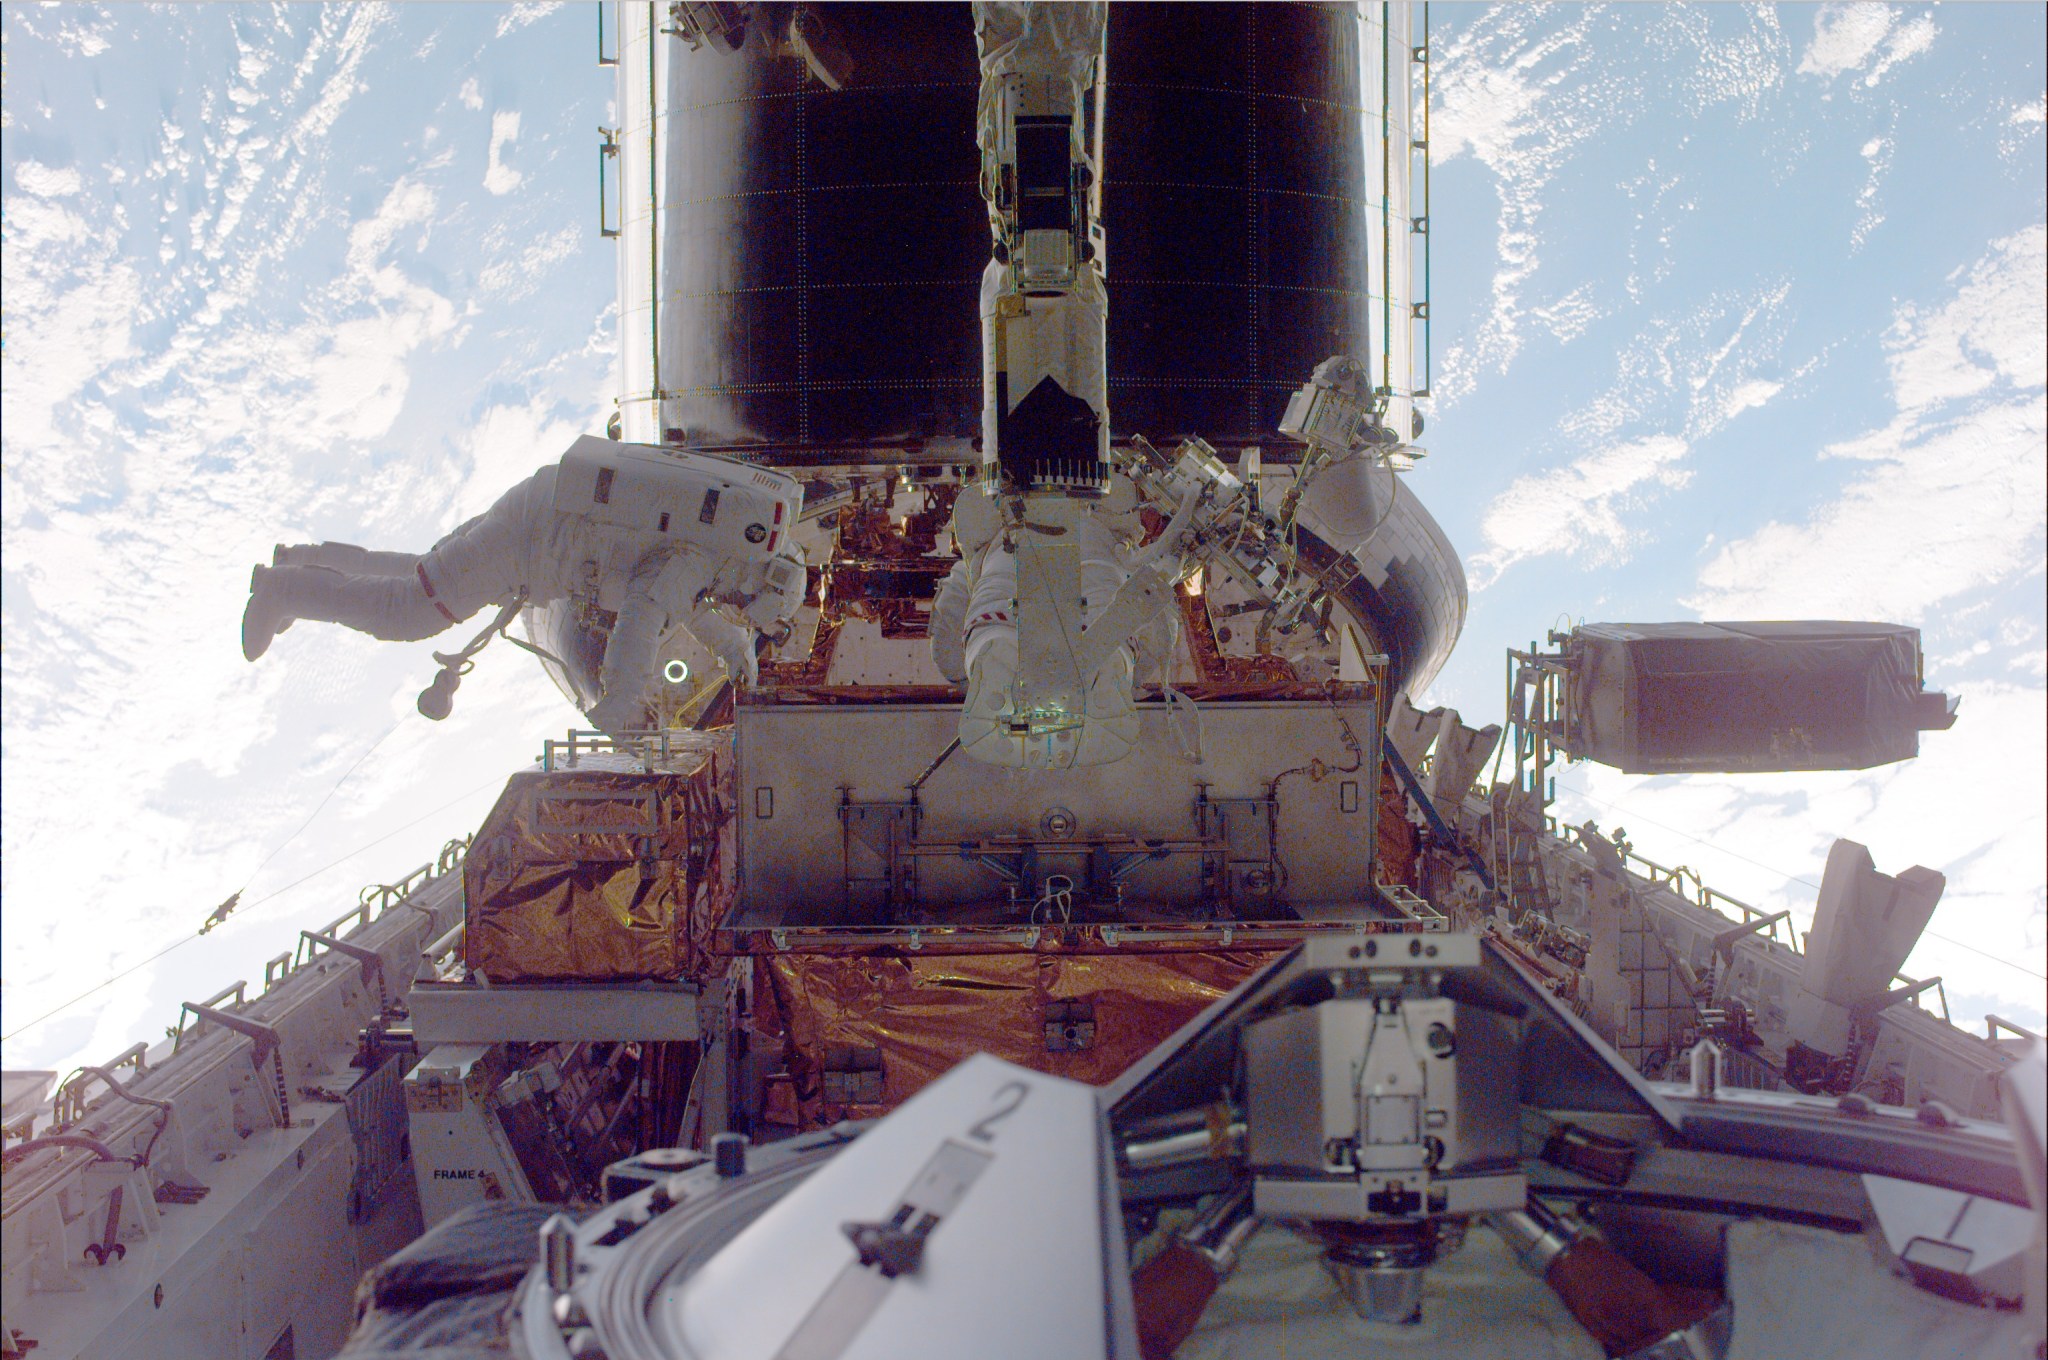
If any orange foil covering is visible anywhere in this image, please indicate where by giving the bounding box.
[464,744,732,983]
[1375,766,1418,888]
[754,948,1285,1129]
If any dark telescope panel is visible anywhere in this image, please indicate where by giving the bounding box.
[656,4,985,452]
[654,2,1371,458]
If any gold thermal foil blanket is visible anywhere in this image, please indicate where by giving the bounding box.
[757,949,1283,1128]
[464,754,731,982]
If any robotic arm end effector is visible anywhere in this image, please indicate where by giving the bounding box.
[1279,354,1405,464]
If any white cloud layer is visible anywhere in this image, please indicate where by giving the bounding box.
[478,224,581,302]
[1431,8,1797,407]
[1664,5,1790,124]
[1797,4,1894,80]
[1417,4,2043,1075]
[1474,282,1804,585]
[485,110,524,195]
[1531,285,1602,344]
[1471,435,1690,586]
[1861,15,1936,88]
[1796,4,1937,89]
[496,4,563,40]
[1,8,609,1078]
[1851,132,1891,251]
[1882,226,2046,414]
[1658,224,2048,1032]
[1719,379,1784,423]
[1796,3,1938,87]
[1691,402,2045,620]
[1429,7,1612,405]
[1689,227,2048,619]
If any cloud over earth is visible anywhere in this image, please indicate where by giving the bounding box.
[2,6,614,1074]
[1689,228,2047,620]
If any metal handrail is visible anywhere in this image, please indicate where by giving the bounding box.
[52,1044,151,1126]
[1887,971,1951,1023]
[418,921,467,982]
[174,845,467,1042]
[264,952,296,991]
[252,848,465,997]
[358,857,441,916]
[598,126,622,238]
[1410,4,1432,398]
[749,919,1407,953]
[542,727,685,771]
[1381,883,1448,931]
[170,980,249,1051]
[1986,1014,2042,1044]
[1545,813,1797,951]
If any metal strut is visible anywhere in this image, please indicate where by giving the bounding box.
[1383,738,1493,891]
[176,1001,292,1128]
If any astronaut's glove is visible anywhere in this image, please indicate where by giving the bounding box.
[722,636,760,687]
[686,607,758,688]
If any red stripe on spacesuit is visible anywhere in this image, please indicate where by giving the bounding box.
[416,562,459,623]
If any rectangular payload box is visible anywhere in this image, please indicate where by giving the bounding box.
[463,741,731,982]
[730,693,1382,924]
[1570,621,1955,774]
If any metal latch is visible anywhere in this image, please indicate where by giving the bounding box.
[1043,998,1096,1053]
[821,1046,885,1105]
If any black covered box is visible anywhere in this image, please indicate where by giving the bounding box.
[1569,622,1953,774]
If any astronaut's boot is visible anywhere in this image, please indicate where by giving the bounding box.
[242,565,294,661]
[242,564,456,660]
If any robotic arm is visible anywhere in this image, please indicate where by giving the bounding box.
[1107,352,1415,659]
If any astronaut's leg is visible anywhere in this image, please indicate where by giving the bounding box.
[413,502,527,623]
[252,545,409,647]
[928,557,972,684]
[241,564,469,661]
[956,517,1141,768]
[247,464,548,661]
[957,548,1023,764]
[271,542,419,575]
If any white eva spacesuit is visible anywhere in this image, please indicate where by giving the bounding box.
[242,436,805,736]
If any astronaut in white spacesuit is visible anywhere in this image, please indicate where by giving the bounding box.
[242,436,806,736]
